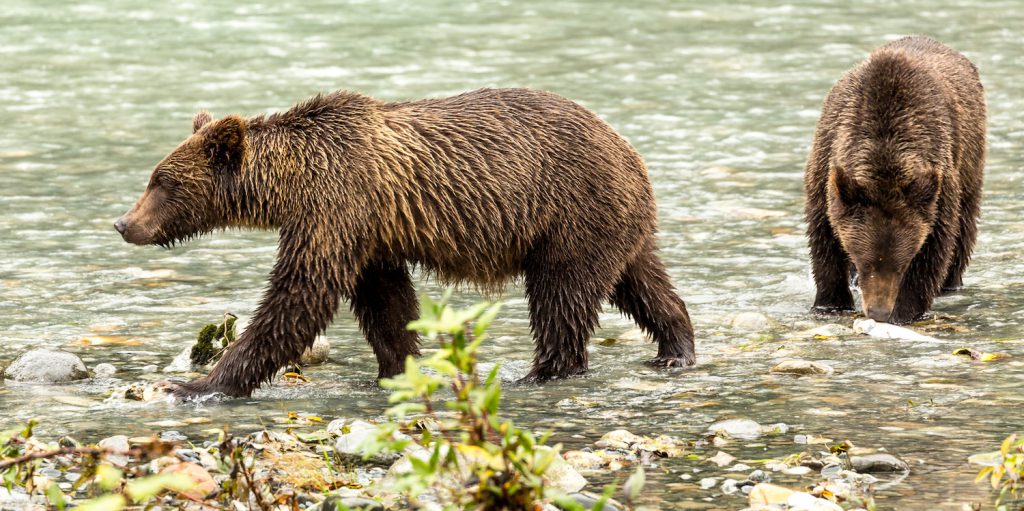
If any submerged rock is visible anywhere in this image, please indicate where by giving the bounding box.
[301,337,330,366]
[3,349,89,383]
[849,453,909,473]
[731,312,770,331]
[706,419,762,440]
[770,359,834,376]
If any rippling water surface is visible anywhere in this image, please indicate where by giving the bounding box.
[2,1,1023,509]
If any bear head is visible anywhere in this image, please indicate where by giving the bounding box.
[826,157,941,322]
[116,112,247,247]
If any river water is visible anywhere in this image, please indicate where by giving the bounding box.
[1,1,1022,509]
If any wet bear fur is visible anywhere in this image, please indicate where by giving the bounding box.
[805,36,986,324]
[116,88,695,397]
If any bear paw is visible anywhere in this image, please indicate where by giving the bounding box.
[156,379,234,401]
[645,356,694,368]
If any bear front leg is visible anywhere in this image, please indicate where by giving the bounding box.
[807,208,855,314]
[167,236,352,399]
[349,260,421,380]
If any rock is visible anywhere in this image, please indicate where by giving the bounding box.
[99,435,131,467]
[731,312,770,331]
[707,419,762,440]
[699,477,718,489]
[790,323,854,339]
[784,465,812,476]
[538,447,587,494]
[748,469,770,483]
[140,364,158,373]
[595,429,646,450]
[93,363,117,377]
[748,483,794,505]
[160,431,188,442]
[334,420,384,456]
[615,328,650,344]
[301,337,330,366]
[320,496,383,511]
[787,491,843,511]
[771,359,834,376]
[3,349,89,383]
[160,462,216,500]
[562,450,606,471]
[557,492,622,511]
[163,347,193,373]
[721,478,740,495]
[850,453,909,473]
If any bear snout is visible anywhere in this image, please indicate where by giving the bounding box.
[865,304,893,322]
[114,218,127,235]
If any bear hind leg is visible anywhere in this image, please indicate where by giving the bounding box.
[349,260,422,379]
[610,246,695,368]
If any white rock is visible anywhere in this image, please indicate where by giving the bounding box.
[163,347,193,373]
[615,328,650,344]
[537,447,587,494]
[699,477,718,489]
[3,349,89,383]
[731,312,770,331]
[334,420,388,456]
[93,363,117,377]
[707,419,762,440]
[787,491,843,510]
[300,337,330,366]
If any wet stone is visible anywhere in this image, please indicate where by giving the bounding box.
[93,363,117,377]
[707,419,762,440]
[850,453,909,473]
[160,430,189,442]
[557,491,623,511]
[731,312,770,331]
[3,349,89,383]
[301,337,330,366]
[770,359,834,376]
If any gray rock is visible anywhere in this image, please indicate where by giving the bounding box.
[162,347,193,373]
[557,491,623,511]
[93,363,117,377]
[770,359,834,376]
[320,496,383,511]
[160,431,188,442]
[301,337,330,366]
[699,477,718,489]
[850,453,909,473]
[3,349,89,383]
[748,469,770,483]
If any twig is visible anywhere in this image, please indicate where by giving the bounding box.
[0,446,140,471]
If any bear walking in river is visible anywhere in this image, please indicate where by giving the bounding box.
[116,88,695,398]
[805,36,986,324]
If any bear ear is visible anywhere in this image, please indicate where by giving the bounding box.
[830,164,862,205]
[193,111,213,134]
[203,115,247,173]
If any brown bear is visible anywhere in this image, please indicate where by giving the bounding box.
[115,88,695,398]
[805,36,986,324]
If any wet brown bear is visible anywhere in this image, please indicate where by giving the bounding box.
[805,36,986,324]
[116,88,695,398]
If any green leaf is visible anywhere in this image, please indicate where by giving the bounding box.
[72,495,126,511]
[45,483,66,511]
[623,465,646,503]
[95,464,123,491]
[474,302,503,337]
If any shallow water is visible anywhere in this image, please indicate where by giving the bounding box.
[1,1,1023,509]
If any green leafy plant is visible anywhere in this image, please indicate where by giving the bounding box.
[972,434,1024,508]
[360,292,606,510]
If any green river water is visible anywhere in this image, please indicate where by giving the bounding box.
[1,1,1023,509]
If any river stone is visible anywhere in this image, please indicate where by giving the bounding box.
[93,363,117,377]
[850,453,909,473]
[787,491,843,511]
[748,483,794,505]
[731,312,770,331]
[707,419,762,440]
[557,492,622,511]
[770,359,834,376]
[537,446,587,493]
[3,349,89,383]
[320,496,383,511]
[334,420,383,456]
[301,337,330,366]
[163,347,193,373]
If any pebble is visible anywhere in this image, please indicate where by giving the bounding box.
[3,349,89,383]
[699,477,718,489]
[160,431,189,442]
[770,359,834,376]
[731,312,770,331]
[93,363,117,377]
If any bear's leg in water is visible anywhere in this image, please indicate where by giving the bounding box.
[521,241,610,382]
[610,244,695,367]
[349,260,422,379]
